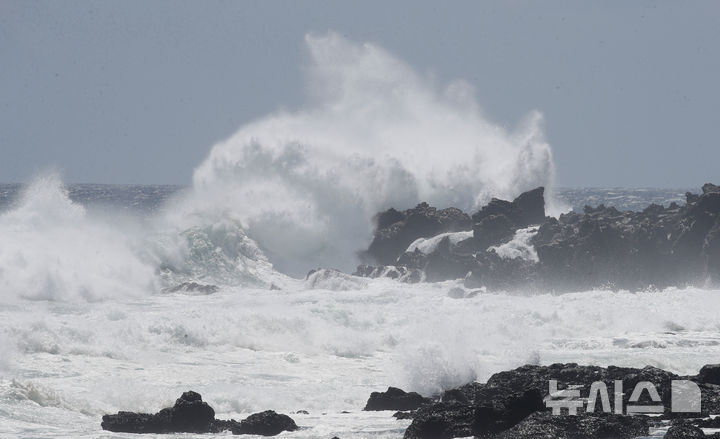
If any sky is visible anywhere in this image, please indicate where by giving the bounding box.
[1,1,719,187]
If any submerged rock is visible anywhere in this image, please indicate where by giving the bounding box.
[363,387,431,411]
[101,391,297,436]
[165,282,219,295]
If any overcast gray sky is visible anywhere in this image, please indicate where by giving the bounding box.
[1,1,718,187]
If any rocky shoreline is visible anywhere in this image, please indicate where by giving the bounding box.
[354,183,720,292]
[103,363,720,438]
[372,363,720,439]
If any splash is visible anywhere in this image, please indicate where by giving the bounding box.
[180,32,557,275]
[0,173,157,301]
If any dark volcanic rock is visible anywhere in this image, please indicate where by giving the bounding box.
[403,388,544,439]
[357,183,720,291]
[472,187,546,228]
[400,362,720,439]
[101,411,174,434]
[171,391,215,432]
[353,264,423,283]
[665,424,706,439]
[102,391,296,436]
[529,185,720,291]
[102,391,214,434]
[402,401,476,439]
[362,202,471,265]
[495,411,648,439]
[364,387,431,411]
[166,282,219,295]
[703,183,720,195]
[699,364,720,385]
[231,410,298,436]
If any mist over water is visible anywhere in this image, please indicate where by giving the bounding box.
[0,173,157,302]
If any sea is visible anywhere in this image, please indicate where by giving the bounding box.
[1,32,716,439]
[0,182,717,439]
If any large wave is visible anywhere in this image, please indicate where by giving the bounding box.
[177,32,557,275]
[0,173,157,301]
[1,32,558,301]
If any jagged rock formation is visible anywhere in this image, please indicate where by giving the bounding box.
[361,203,471,266]
[379,362,720,439]
[101,391,297,436]
[357,183,720,291]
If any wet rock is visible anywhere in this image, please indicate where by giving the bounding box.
[166,282,219,295]
[171,391,215,432]
[403,389,544,439]
[665,423,706,439]
[402,401,476,439]
[102,391,214,433]
[446,287,466,299]
[102,391,296,436]
[231,410,298,436]
[362,203,471,265]
[698,364,720,385]
[357,183,720,292]
[472,214,516,250]
[495,411,648,439]
[394,410,416,420]
[352,264,423,283]
[703,183,720,195]
[364,387,431,411]
[471,187,546,229]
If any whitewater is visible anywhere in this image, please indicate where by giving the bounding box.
[0,33,717,438]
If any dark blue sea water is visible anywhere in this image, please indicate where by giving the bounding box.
[0,183,694,215]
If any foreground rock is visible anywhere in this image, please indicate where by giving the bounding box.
[495,412,648,439]
[101,391,297,435]
[363,387,431,411]
[665,423,706,439]
[356,183,720,291]
[390,362,720,439]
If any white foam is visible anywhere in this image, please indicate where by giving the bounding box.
[406,231,474,254]
[178,32,556,275]
[488,226,540,262]
[0,173,157,302]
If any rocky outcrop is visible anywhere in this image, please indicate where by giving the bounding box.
[223,410,299,436]
[357,183,720,291]
[395,362,720,439]
[494,412,648,439]
[101,391,297,436]
[362,203,471,265]
[699,364,720,385]
[363,387,431,411]
[665,423,706,439]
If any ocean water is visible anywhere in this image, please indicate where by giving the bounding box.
[0,34,715,438]
[1,181,717,439]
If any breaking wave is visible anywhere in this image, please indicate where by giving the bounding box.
[176,31,556,275]
[0,32,557,301]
